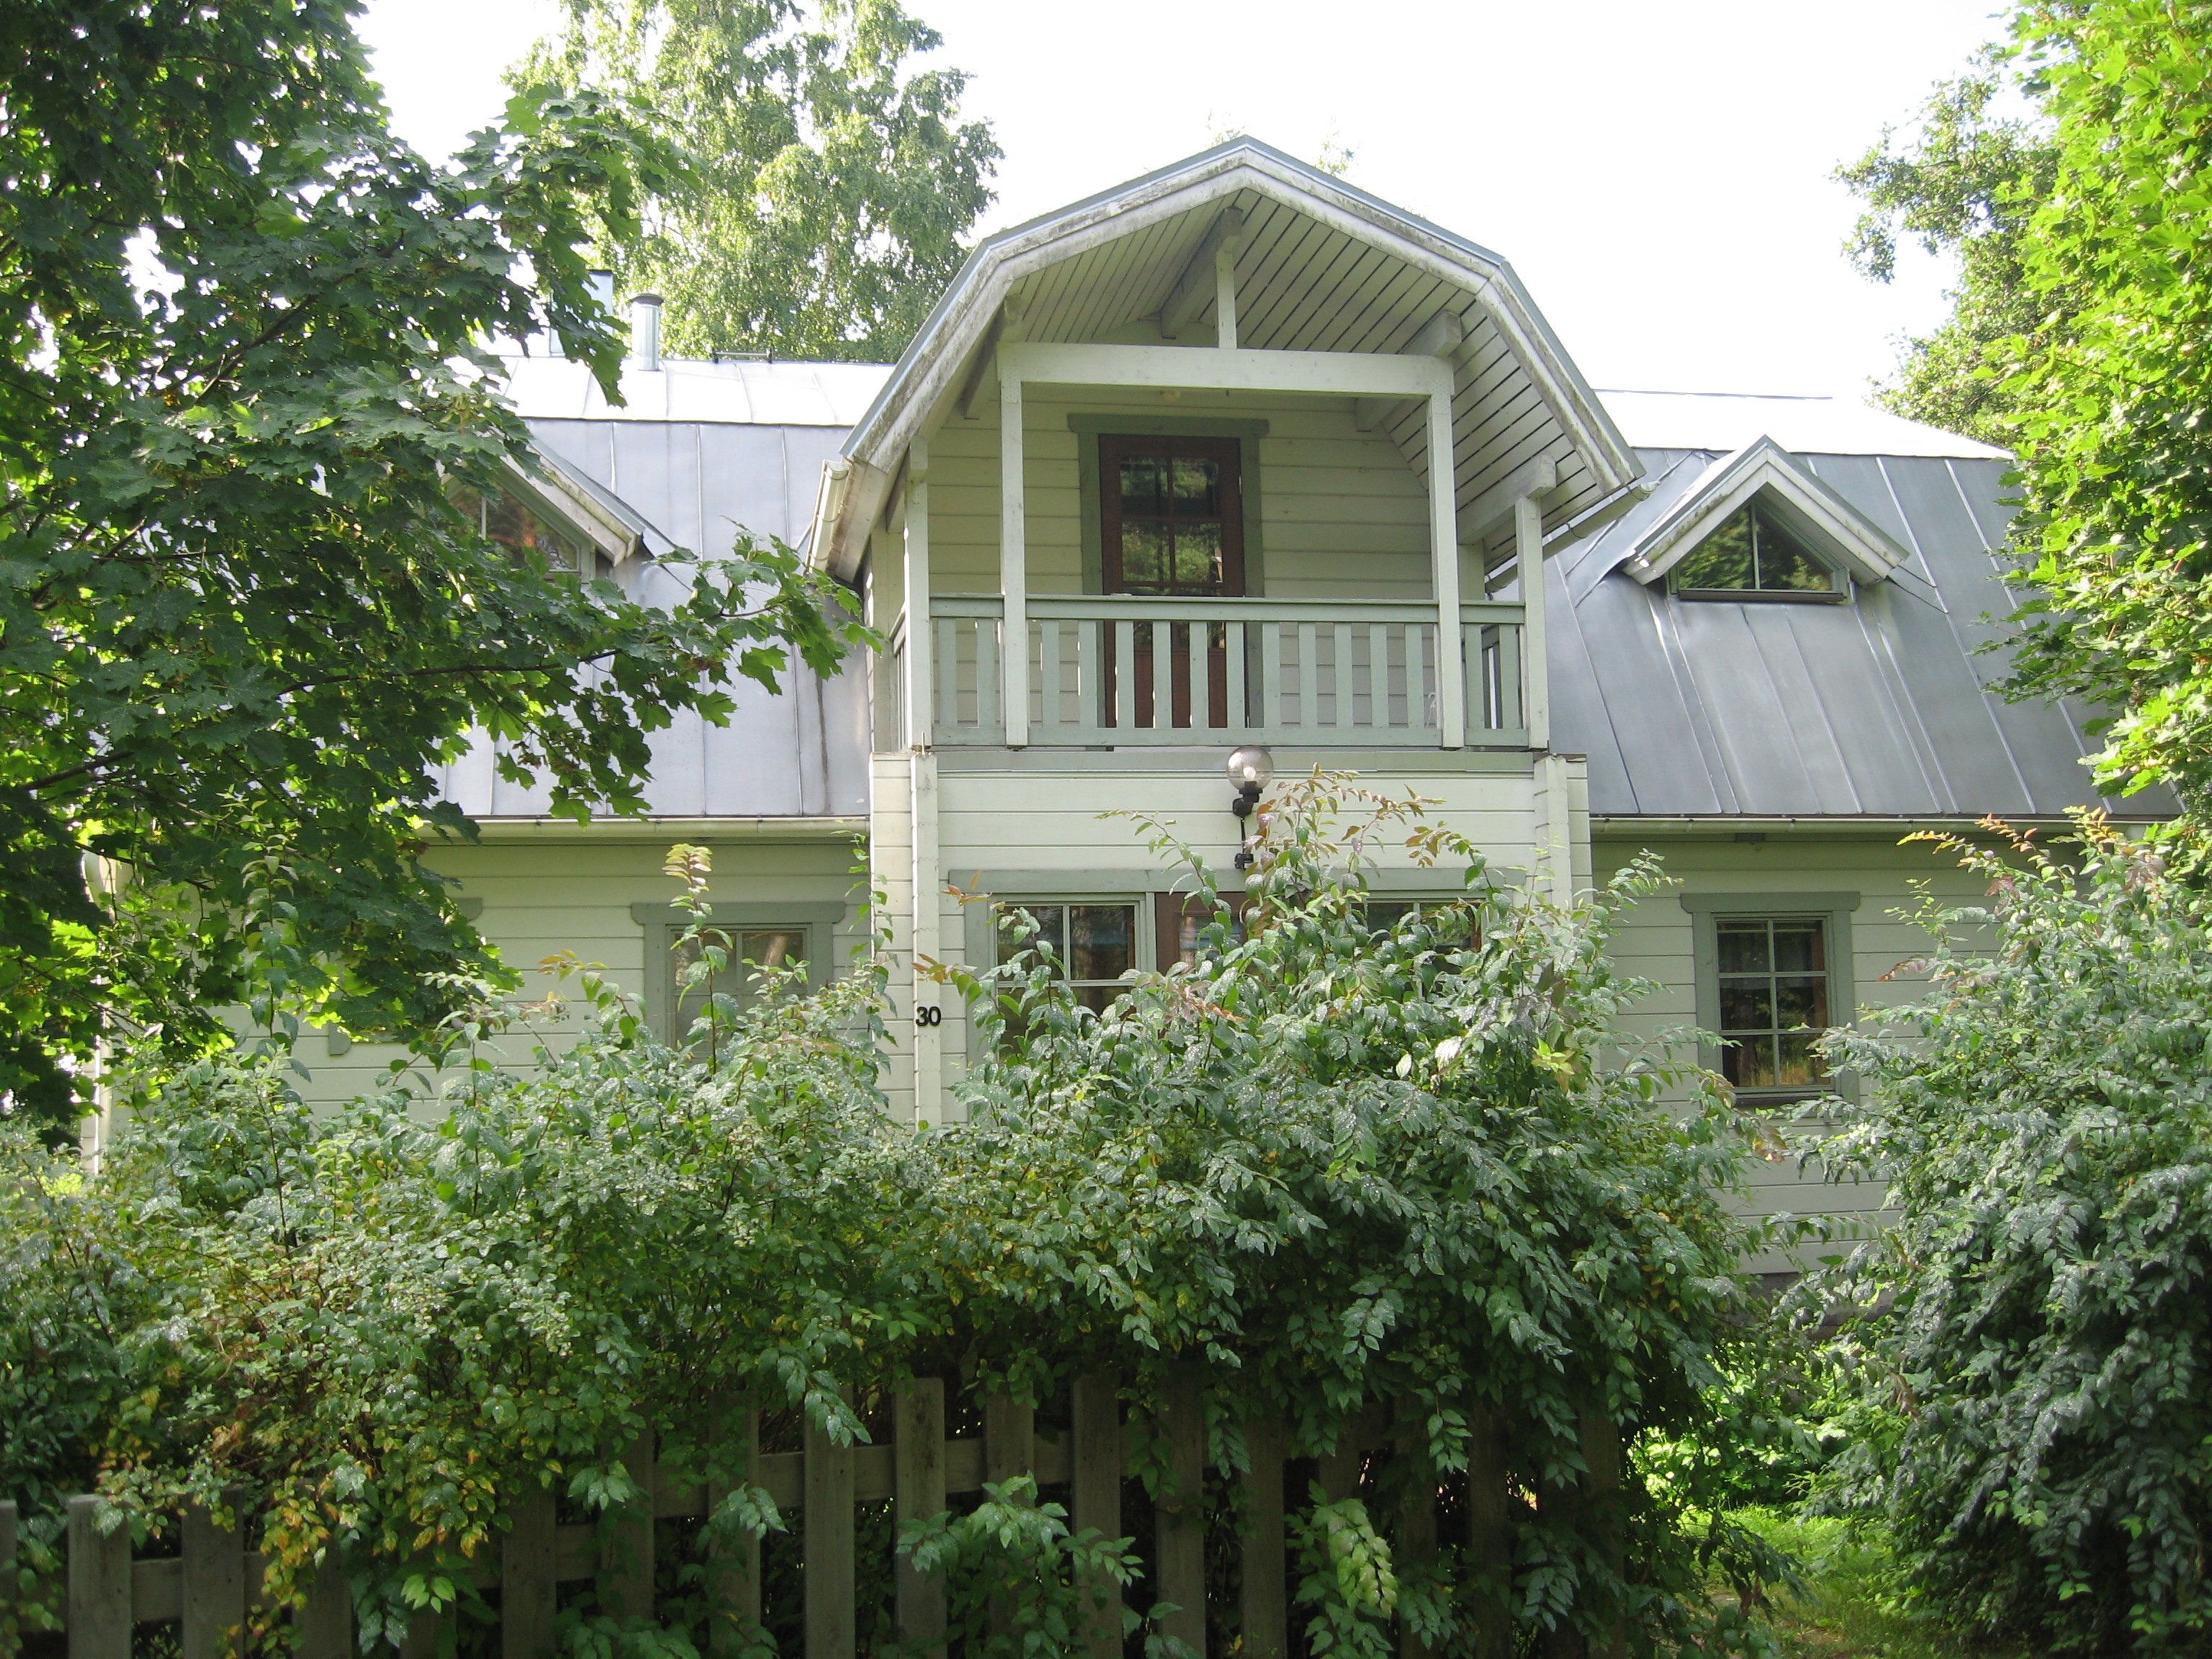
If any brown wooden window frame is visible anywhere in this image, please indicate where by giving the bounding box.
[1098,433,1247,598]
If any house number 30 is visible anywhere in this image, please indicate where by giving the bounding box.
[915,1005,943,1027]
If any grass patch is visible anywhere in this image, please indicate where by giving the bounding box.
[1728,1510,2025,1659]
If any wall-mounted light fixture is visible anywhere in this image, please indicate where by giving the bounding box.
[1227,745,1274,870]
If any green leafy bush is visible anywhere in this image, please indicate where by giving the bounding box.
[1,781,1791,1655]
[1812,816,2212,1653]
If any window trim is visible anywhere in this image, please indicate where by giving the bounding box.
[630,900,844,1040]
[1679,891,1859,1102]
[1070,415,1267,596]
[1669,499,1851,603]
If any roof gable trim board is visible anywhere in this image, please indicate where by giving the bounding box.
[1619,436,1911,588]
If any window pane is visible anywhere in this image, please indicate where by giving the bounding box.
[1119,457,1169,516]
[1120,522,1172,590]
[1723,1035,1778,1088]
[1170,457,1220,518]
[1776,1033,1822,1086]
[741,930,806,974]
[1172,522,1223,590]
[1753,505,1837,592]
[1071,984,1121,1015]
[1673,508,1755,590]
[1716,922,1770,973]
[1068,904,1134,981]
[1719,981,1773,1032]
[1771,923,1825,973]
[1774,975,1827,1030]
[1001,904,1065,957]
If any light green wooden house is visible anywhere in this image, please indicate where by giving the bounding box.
[291,140,2165,1267]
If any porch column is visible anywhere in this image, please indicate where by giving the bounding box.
[904,440,943,1125]
[1514,492,1550,752]
[1000,373,1028,747]
[1426,387,1466,747]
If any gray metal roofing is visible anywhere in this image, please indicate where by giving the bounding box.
[442,356,2149,825]
[1548,444,2167,819]
[433,406,870,819]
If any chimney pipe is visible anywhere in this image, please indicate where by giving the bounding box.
[629,292,662,372]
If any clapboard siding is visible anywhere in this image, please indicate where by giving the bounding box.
[925,390,1432,600]
[1594,831,1997,1269]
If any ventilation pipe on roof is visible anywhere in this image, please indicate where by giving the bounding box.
[629,292,663,371]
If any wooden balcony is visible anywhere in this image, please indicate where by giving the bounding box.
[904,594,1529,750]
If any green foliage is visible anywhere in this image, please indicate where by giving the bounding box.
[1809,816,2212,1653]
[0,0,868,1124]
[517,0,999,361]
[1836,61,2060,446]
[1996,3,2212,808]
[0,785,1788,1654]
[1289,1487,1397,1659]
[896,1475,1159,1659]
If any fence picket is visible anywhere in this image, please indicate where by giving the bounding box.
[803,1403,855,1659]
[1239,1416,1287,1659]
[601,1428,655,1621]
[66,1496,129,1659]
[706,1408,762,1654]
[1070,1375,1123,1659]
[1,1499,15,1581]
[894,1381,947,1651]
[1395,1411,1438,1659]
[502,1487,557,1659]
[1155,1365,1208,1658]
[299,1555,352,1659]
[181,1497,245,1659]
[1465,1406,1514,1659]
[984,1395,1033,1485]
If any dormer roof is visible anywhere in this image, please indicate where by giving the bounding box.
[821,138,1644,577]
[1619,436,1912,588]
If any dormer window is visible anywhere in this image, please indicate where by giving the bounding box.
[1670,499,1845,601]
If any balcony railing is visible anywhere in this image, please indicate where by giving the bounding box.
[921,595,1527,749]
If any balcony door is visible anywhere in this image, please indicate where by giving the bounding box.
[1100,436,1244,730]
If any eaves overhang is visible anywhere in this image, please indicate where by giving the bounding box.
[817,137,1642,580]
[1618,435,1912,587]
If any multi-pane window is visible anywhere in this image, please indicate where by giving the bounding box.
[1714,917,1831,1091]
[1673,500,1839,598]
[999,902,1138,1012]
[667,926,809,1038]
[452,483,593,578]
[1100,436,1244,597]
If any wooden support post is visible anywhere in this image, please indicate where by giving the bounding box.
[1515,492,1549,753]
[503,1487,557,1659]
[1154,1364,1208,1659]
[1395,1415,1437,1659]
[804,1403,856,1659]
[999,374,1028,748]
[1465,1406,1514,1659]
[984,1393,1033,1485]
[300,1553,353,1659]
[1214,241,1239,351]
[67,1495,130,1659]
[707,1408,763,1655]
[1239,1415,1287,1659]
[1071,1375,1124,1659]
[601,1426,655,1620]
[1427,388,1465,749]
[895,1380,948,1652]
[183,1495,247,1659]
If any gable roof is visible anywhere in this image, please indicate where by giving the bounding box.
[824,138,1644,576]
[1619,436,1912,587]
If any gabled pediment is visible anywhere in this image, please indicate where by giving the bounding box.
[821,138,1643,577]
[1619,436,1910,588]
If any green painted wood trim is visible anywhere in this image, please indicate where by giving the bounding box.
[1678,890,1861,1102]
[1067,415,1268,596]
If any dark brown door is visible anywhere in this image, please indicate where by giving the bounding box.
[1100,436,1244,729]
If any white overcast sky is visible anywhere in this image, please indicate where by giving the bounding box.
[356,0,2007,402]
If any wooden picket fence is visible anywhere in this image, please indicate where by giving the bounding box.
[6,1367,1609,1659]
